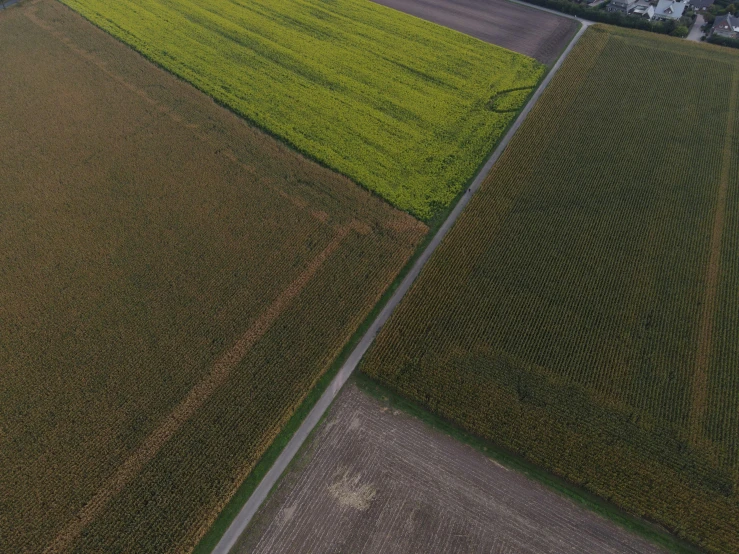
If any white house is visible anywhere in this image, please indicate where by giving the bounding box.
[630,0,656,19]
[653,0,687,20]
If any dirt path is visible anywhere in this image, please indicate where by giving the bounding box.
[370,0,579,65]
[211,19,590,554]
[689,67,739,444]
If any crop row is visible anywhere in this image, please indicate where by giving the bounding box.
[0,4,427,552]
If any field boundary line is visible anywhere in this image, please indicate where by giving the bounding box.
[210,20,591,554]
[689,67,738,444]
[42,227,351,554]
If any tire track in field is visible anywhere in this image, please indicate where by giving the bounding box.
[43,225,353,554]
[690,66,739,445]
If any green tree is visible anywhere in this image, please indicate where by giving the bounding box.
[671,24,690,36]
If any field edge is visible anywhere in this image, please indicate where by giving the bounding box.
[56,0,546,221]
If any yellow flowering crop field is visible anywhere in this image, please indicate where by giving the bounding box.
[61,0,544,219]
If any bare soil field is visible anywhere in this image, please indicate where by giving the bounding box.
[0,1,426,552]
[237,383,665,554]
[370,0,580,64]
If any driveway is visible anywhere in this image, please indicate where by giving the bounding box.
[687,14,705,41]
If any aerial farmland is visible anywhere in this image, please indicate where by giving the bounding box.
[363,25,739,554]
[0,1,427,551]
[60,0,545,219]
[0,0,549,550]
[3,0,738,552]
[371,0,580,64]
[236,382,667,554]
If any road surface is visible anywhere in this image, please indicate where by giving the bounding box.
[687,14,705,42]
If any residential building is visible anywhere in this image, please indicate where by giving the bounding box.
[607,0,638,13]
[653,0,687,20]
[689,0,714,10]
[712,13,739,37]
[630,0,656,19]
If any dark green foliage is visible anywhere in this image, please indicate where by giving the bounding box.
[518,0,679,34]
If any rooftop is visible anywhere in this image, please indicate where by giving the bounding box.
[655,0,687,17]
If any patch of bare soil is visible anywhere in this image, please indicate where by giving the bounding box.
[237,384,666,554]
[371,0,580,65]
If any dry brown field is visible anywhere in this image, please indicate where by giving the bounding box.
[0,1,426,552]
[370,0,580,65]
[237,383,666,554]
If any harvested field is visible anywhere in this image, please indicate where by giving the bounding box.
[370,0,580,65]
[58,0,545,220]
[0,2,426,552]
[237,383,666,554]
[362,26,739,553]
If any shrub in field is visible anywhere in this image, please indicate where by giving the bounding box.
[59,0,544,220]
[362,26,739,553]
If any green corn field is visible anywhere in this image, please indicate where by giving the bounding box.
[362,25,739,553]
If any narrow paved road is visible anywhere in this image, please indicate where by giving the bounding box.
[211,16,591,554]
[687,14,705,41]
